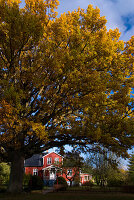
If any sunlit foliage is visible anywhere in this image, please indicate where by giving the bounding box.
[0,0,134,192]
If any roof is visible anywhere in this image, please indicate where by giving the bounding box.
[80,173,92,176]
[24,151,63,167]
[24,153,47,167]
[42,151,64,158]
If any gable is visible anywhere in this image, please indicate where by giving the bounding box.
[42,152,63,159]
[24,151,63,168]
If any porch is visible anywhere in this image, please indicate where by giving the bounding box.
[42,165,61,186]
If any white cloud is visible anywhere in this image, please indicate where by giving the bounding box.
[20,0,134,41]
[122,25,134,41]
[58,0,134,41]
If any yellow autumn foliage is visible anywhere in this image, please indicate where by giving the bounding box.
[0,0,133,159]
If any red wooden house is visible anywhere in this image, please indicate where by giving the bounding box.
[25,152,63,186]
[24,151,91,186]
[80,173,93,185]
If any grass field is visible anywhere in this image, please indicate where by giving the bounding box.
[1,191,134,200]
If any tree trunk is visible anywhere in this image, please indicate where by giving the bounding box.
[70,180,72,187]
[8,152,24,193]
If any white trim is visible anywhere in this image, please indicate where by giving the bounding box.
[42,151,64,158]
[42,165,54,170]
[84,176,89,181]
[33,168,38,176]
[55,157,59,164]
[42,165,62,170]
[47,157,52,165]
[80,173,90,175]
[43,157,44,165]
[67,169,72,177]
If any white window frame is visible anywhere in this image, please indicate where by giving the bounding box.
[33,169,38,176]
[55,157,59,164]
[47,157,52,164]
[84,176,88,181]
[67,169,72,177]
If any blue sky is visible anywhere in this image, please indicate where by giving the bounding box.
[58,0,134,41]
[20,0,134,42]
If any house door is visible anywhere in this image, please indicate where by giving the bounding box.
[50,168,56,180]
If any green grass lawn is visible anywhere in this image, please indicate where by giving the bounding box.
[0,192,134,200]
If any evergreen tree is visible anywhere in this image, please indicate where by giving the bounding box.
[128,154,134,183]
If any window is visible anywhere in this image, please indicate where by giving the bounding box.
[33,169,38,176]
[55,157,59,164]
[84,176,89,181]
[47,157,52,164]
[67,169,72,176]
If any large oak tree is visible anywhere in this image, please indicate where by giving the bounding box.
[0,0,134,193]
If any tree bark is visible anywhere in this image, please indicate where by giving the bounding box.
[8,152,24,193]
[70,180,72,187]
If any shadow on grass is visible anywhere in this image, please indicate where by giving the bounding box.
[0,191,134,200]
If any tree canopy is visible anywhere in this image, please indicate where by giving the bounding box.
[0,0,134,192]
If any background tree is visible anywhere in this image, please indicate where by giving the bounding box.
[59,151,83,187]
[0,0,134,193]
[56,146,66,157]
[93,151,113,186]
[81,156,94,176]
[83,148,125,187]
[0,163,10,186]
[128,153,134,184]
[107,168,128,187]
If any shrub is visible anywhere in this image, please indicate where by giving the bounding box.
[0,185,7,193]
[82,180,94,187]
[73,176,80,187]
[55,176,67,185]
[29,175,44,190]
[122,185,134,193]
[107,168,128,187]
[23,174,32,187]
[107,179,124,187]
[0,163,10,185]
[73,181,80,187]
[54,176,68,190]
